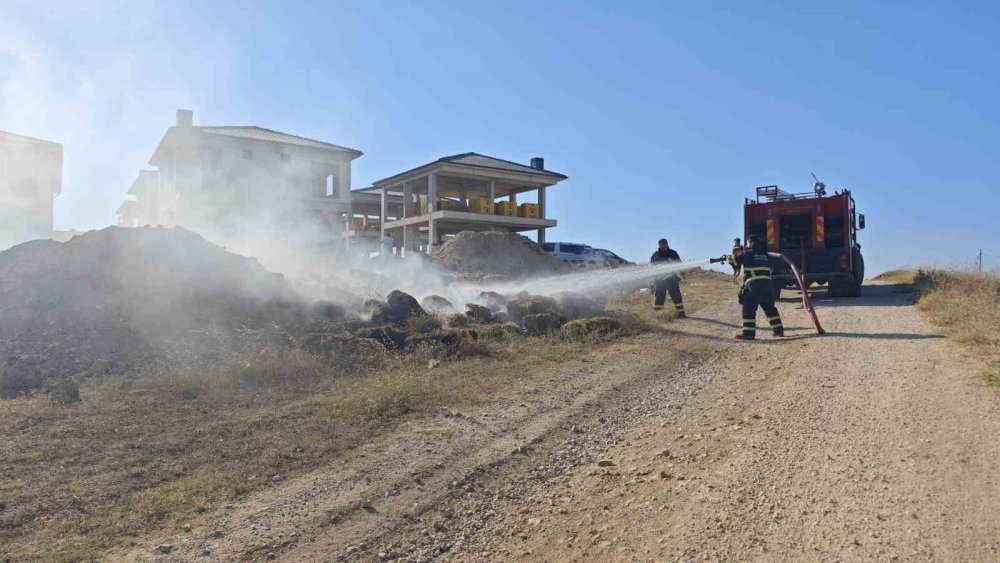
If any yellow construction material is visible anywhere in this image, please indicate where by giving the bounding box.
[438,199,463,211]
[496,201,518,216]
[468,197,495,215]
[518,203,540,218]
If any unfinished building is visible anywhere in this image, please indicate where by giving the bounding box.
[0,130,63,249]
[363,153,567,253]
[118,110,361,253]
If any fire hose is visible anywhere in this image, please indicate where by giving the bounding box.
[710,254,825,335]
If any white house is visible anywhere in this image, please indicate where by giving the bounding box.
[0,130,63,249]
[119,110,361,253]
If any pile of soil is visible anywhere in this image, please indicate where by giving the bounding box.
[0,226,303,386]
[432,232,568,278]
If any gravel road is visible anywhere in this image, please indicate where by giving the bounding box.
[134,281,1000,562]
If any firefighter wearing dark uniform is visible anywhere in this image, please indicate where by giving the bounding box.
[727,237,743,281]
[650,238,686,318]
[734,235,783,339]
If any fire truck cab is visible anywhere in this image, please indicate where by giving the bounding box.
[744,181,865,297]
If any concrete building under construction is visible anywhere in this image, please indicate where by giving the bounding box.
[352,153,567,253]
[0,130,63,250]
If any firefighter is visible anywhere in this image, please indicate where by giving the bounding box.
[650,238,686,318]
[728,237,743,281]
[733,234,783,339]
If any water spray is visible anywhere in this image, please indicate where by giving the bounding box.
[483,259,710,297]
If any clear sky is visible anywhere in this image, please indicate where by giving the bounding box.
[2,1,999,273]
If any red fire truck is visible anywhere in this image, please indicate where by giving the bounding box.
[744,178,866,297]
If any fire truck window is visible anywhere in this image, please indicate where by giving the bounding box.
[825,214,845,248]
[748,221,767,240]
[779,214,813,250]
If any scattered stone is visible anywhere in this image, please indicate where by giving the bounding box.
[157,544,173,554]
[597,460,615,467]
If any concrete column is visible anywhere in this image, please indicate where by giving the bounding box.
[509,192,517,204]
[428,219,437,252]
[380,188,387,238]
[538,186,547,219]
[488,179,495,201]
[338,161,352,200]
[402,182,413,218]
[428,173,437,213]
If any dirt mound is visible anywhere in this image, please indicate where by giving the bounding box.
[0,226,303,388]
[432,232,568,278]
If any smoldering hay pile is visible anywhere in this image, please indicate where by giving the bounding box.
[0,227,304,392]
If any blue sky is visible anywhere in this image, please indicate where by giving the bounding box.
[2,1,999,273]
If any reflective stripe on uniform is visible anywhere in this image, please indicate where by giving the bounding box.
[744,266,772,282]
[743,320,756,327]
[768,315,781,322]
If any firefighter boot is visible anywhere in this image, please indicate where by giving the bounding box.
[736,318,755,340]
[768,315,784,337]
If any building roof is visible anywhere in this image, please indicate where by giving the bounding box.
[196,126,362,156]
[149,124,362,166]
[374,152,567,186]
[0,130,61,148]
[439,153,566,178]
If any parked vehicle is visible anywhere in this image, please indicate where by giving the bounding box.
[592,248,629,267]
[541,242,597,265]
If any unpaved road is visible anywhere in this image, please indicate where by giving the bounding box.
[136,282,1000,561]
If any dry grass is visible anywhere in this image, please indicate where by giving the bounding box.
[913,269,1000,384]
[0,271,736,560]
[875,269,918,284]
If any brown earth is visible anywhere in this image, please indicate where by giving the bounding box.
[120,280,1000,561]
[0,226,301,384]
[431,232,568,278]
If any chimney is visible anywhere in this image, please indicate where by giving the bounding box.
[176,109,193,128]
[530,157,544,170]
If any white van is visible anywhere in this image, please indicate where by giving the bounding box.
[541,242,599,265]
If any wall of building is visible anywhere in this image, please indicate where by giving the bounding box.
[0,133,62,249]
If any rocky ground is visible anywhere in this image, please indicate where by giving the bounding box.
[125,280,1000,561]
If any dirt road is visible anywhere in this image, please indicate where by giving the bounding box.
[138,282,1000,561]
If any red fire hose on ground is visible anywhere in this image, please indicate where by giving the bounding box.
[768,252,825,335]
